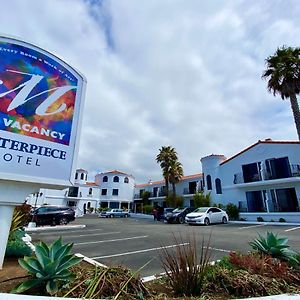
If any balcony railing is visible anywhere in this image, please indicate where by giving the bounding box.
[234,164,300,184]
[158,191,167,197]
[264,164,300,180]
[183,188,197,195]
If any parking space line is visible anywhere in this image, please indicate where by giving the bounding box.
[285,227,300,232]
[238,224,265,230]
[206,246,231,253]
[92,243,189,260]
[74,235,148,246]
[68,228,104,233]
[31,228,104,235]
[66,232,121,238]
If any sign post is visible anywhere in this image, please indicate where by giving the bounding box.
[0,36,86,268]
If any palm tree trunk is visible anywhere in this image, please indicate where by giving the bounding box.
[165,179,169,197]
[172,183,176,203]
[289,94,300,140]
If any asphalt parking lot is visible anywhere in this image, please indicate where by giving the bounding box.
[30,215,300,277]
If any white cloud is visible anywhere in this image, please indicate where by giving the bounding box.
[1,0,300,183]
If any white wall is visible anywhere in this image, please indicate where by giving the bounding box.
[200,142,300,222]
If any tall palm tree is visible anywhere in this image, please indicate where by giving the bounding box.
[169,160,184,202]
[262,46,300,140]
[156,146,177,197]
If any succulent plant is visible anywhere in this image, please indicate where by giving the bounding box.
[249,231,298,265]
[11,237,81,295]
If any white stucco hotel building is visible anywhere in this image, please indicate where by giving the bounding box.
[27,169,135,216]
[201,139,300,222]
[27,139,300,222]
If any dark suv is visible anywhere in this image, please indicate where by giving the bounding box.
[165,207,195,224]
[30,206,75,226]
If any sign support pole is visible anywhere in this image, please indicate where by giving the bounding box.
[0,205,14,269]
[0,180,42,269]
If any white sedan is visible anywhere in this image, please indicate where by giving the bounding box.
[185,207,228,225]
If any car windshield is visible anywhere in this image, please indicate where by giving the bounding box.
[194,207,209,213]
[172,208,184,213]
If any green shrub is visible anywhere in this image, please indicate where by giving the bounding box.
[257,216,264,222]
[213,203,224,209]
[217,255,234,270]
[12,237,82,295]
[225,203,239,220]
[193,191,211,208]
[141,191,151,205]
[97,207,109,212]
[249,231,298,265]
[166,195,184,208]
[143,204,153,215]
[279,218,286,223]
[5,230,32,257]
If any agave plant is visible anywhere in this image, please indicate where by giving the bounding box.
[11,237,81,295]
[249,231,298,265]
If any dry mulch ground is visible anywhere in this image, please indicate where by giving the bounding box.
[0,257,29,293]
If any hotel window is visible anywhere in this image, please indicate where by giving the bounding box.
[103,176,108,182]
[101,189,107,196]
[206,175,212,190]
[89,188,92,195]
[112,189,119,196]
[113,176,119,182]
[75,173,78,179]
[124,177,129,183]
[215,178,222,194]
[265,157,291,180]
[80,173,84,180]
[242,162,261,183]
[68,187,79,197]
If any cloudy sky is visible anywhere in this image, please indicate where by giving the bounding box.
[2,0,300,183]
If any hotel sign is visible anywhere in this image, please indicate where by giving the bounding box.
[0,36,86,186]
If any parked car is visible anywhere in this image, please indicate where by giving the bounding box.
[163,207,175,220]
[165,207,195,224]
[30,205,75,226]
[99,208,130,218]
[185,207,228,225]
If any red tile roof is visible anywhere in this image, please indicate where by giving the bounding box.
[85,182,98,186]
[220,140,300,165]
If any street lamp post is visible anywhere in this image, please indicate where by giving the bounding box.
[33,192,43,210]
[29,192,43,226]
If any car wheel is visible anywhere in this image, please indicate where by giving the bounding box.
[222,216,228,224]
[178,216,184,224]
[111,214,115,218]
[58,217,68,225]
[204,217,210,226]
